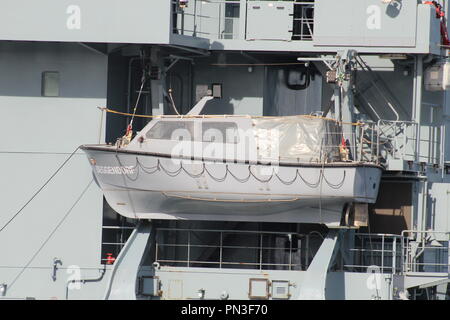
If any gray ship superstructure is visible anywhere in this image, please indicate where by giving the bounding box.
[0,0,450,300]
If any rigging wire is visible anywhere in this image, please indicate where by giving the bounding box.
[363,163,381,299]
[7,179,94,290]
[128,76,147,132]
[126,51,149,139]
[0,147,80,234]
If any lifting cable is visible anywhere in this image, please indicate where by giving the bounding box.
[0,147,80,234]
[126,76,147,138]
[126,50,149,138]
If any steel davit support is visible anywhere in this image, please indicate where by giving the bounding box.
[103,221,152,300]
[297,229,342,300]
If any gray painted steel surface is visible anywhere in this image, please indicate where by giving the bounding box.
[0,0,171,44]
[314,0,417,47]
[0,1,442,55]
[1,0,450,300]
[104,222,152,300]
[0,41,108,299]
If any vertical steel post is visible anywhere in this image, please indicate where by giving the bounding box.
[359,125,364,162]
[289,234,293,271]
[371,123,375,162]
[377,121,381,164]
[401,235,405,274]
[218,1,222,39]
[259,234,263,270]
[447,233,450,275]
[305,235,310,268]
[193,0,197,37]
[187,230,191,267]
[155,239,159,263]
[239,0,247,40]
[392,237,397,274]
[413,55,423,163]
[381,235,385,272]
[219,231,223,269]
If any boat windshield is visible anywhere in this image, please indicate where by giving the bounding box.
[145,120,240,144]
[202,122,239,144]
[146,121,195,141]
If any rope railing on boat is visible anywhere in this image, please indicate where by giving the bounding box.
[97,106,366,126]
[108,155,347,190]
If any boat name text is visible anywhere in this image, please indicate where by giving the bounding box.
[95,165,136,175]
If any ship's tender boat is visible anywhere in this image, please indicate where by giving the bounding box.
[81,99,382,226]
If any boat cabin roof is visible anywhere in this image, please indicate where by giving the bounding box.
[129,115,342,164]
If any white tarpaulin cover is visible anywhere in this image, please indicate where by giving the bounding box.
[252,116,341,163]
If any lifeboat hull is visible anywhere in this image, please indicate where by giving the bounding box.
[81,145,383,226]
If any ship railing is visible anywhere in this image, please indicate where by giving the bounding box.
[401,230,450,275]
[171,0,315,41]
[376,120,418,163]
[100,225,135,264]
[341,233,403,274]
[154,227,323,270]
[307,123,380,164]
[254,125,380,165]
[337,119,418,167]
[354,122,380,164]
[172,0,242,39]
[340,231,449,276]
[288,1,315,41]
[154,228,450,275]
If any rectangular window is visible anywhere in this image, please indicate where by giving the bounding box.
[202,122,239,144]
[146,121,195,141]
[41,71,60,97]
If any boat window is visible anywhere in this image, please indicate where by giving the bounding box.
[202,122,239,144]
[146,121,195,141]
[41,71,60,97]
